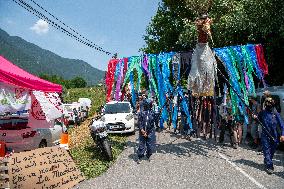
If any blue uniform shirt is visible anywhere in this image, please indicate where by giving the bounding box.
[138,110,155,133]
[258,110,284,140]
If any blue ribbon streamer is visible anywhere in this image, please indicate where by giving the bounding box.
[177,86,192,129]
[129,72,136,107]
[114,60,121,80]
[246,44,263,79]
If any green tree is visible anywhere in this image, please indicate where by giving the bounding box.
[141,0,191,53]
[143,0,284,85]
[39,74,87,89]
[70,77,87,88]
[39,73,67,86]
[39,73,49,81]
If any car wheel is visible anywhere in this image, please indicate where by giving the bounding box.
[39,140,47,148]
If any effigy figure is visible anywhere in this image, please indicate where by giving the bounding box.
[188,13,217,97]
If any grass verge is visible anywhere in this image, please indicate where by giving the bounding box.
[69,134,127,179]
[65,87,128,179]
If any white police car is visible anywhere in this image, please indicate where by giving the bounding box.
[101,101,135,134]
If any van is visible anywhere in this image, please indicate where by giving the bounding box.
[254,86,284,120]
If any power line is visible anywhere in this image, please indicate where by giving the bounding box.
[20,0,111,54]
[14,0,92,48]
[12,0,112,55]
[16,0,94,48]
[28,0,104,51]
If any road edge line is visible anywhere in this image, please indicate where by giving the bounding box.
[218,152,267,189]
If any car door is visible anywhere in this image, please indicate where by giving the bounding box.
[50,123,62,144]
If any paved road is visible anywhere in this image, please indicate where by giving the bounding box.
[73,130,284,189]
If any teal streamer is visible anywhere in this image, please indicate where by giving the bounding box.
[129,72,136,106]
[122,56,143,93]
[148,55,159,99]
[242,46,255,76]
[242,46,256,97]
[229,47,249,105]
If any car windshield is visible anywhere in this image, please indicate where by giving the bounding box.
[104,103,130,114]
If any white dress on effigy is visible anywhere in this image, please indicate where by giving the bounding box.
[188,43,217,96]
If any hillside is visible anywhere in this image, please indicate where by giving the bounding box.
[0,28,105,86]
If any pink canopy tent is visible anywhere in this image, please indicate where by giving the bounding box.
[0,56,62,92]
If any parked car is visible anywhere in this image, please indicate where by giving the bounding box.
[63,102,82,125]
[0,114,66,153]
[101,101,135,134]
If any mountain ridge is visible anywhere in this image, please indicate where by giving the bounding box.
[0,28,105,86]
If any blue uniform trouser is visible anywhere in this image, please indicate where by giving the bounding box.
[261,134,278,169]
[154,113,160,129]
[137,130,156,159]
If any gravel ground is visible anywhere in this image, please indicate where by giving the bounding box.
[73,130,284,189]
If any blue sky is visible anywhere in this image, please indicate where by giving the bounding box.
[0,0,160,71]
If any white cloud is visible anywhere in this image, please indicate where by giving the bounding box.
[7,19,14,25]
[30,19,49,35]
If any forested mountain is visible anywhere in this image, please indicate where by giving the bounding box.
[0,28,105,86]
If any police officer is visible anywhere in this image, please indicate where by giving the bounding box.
[257,97,284,174]
[137,99,156,164]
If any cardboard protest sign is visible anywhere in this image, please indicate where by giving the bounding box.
[8,147,84,189]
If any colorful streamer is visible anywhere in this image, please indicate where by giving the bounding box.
[106,59,118,102]
[105,43,267,128]
[255,44,268,75]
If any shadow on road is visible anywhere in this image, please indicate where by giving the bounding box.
[234,158,284,179]
[127,131,225,161]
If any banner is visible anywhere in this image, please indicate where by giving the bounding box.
[32,91,63,122]
[0,82,30,114]
[28,93,50,128]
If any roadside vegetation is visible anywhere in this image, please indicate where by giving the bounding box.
[65,86,127,179]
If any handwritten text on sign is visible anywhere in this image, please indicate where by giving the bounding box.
[8,147,85,189]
